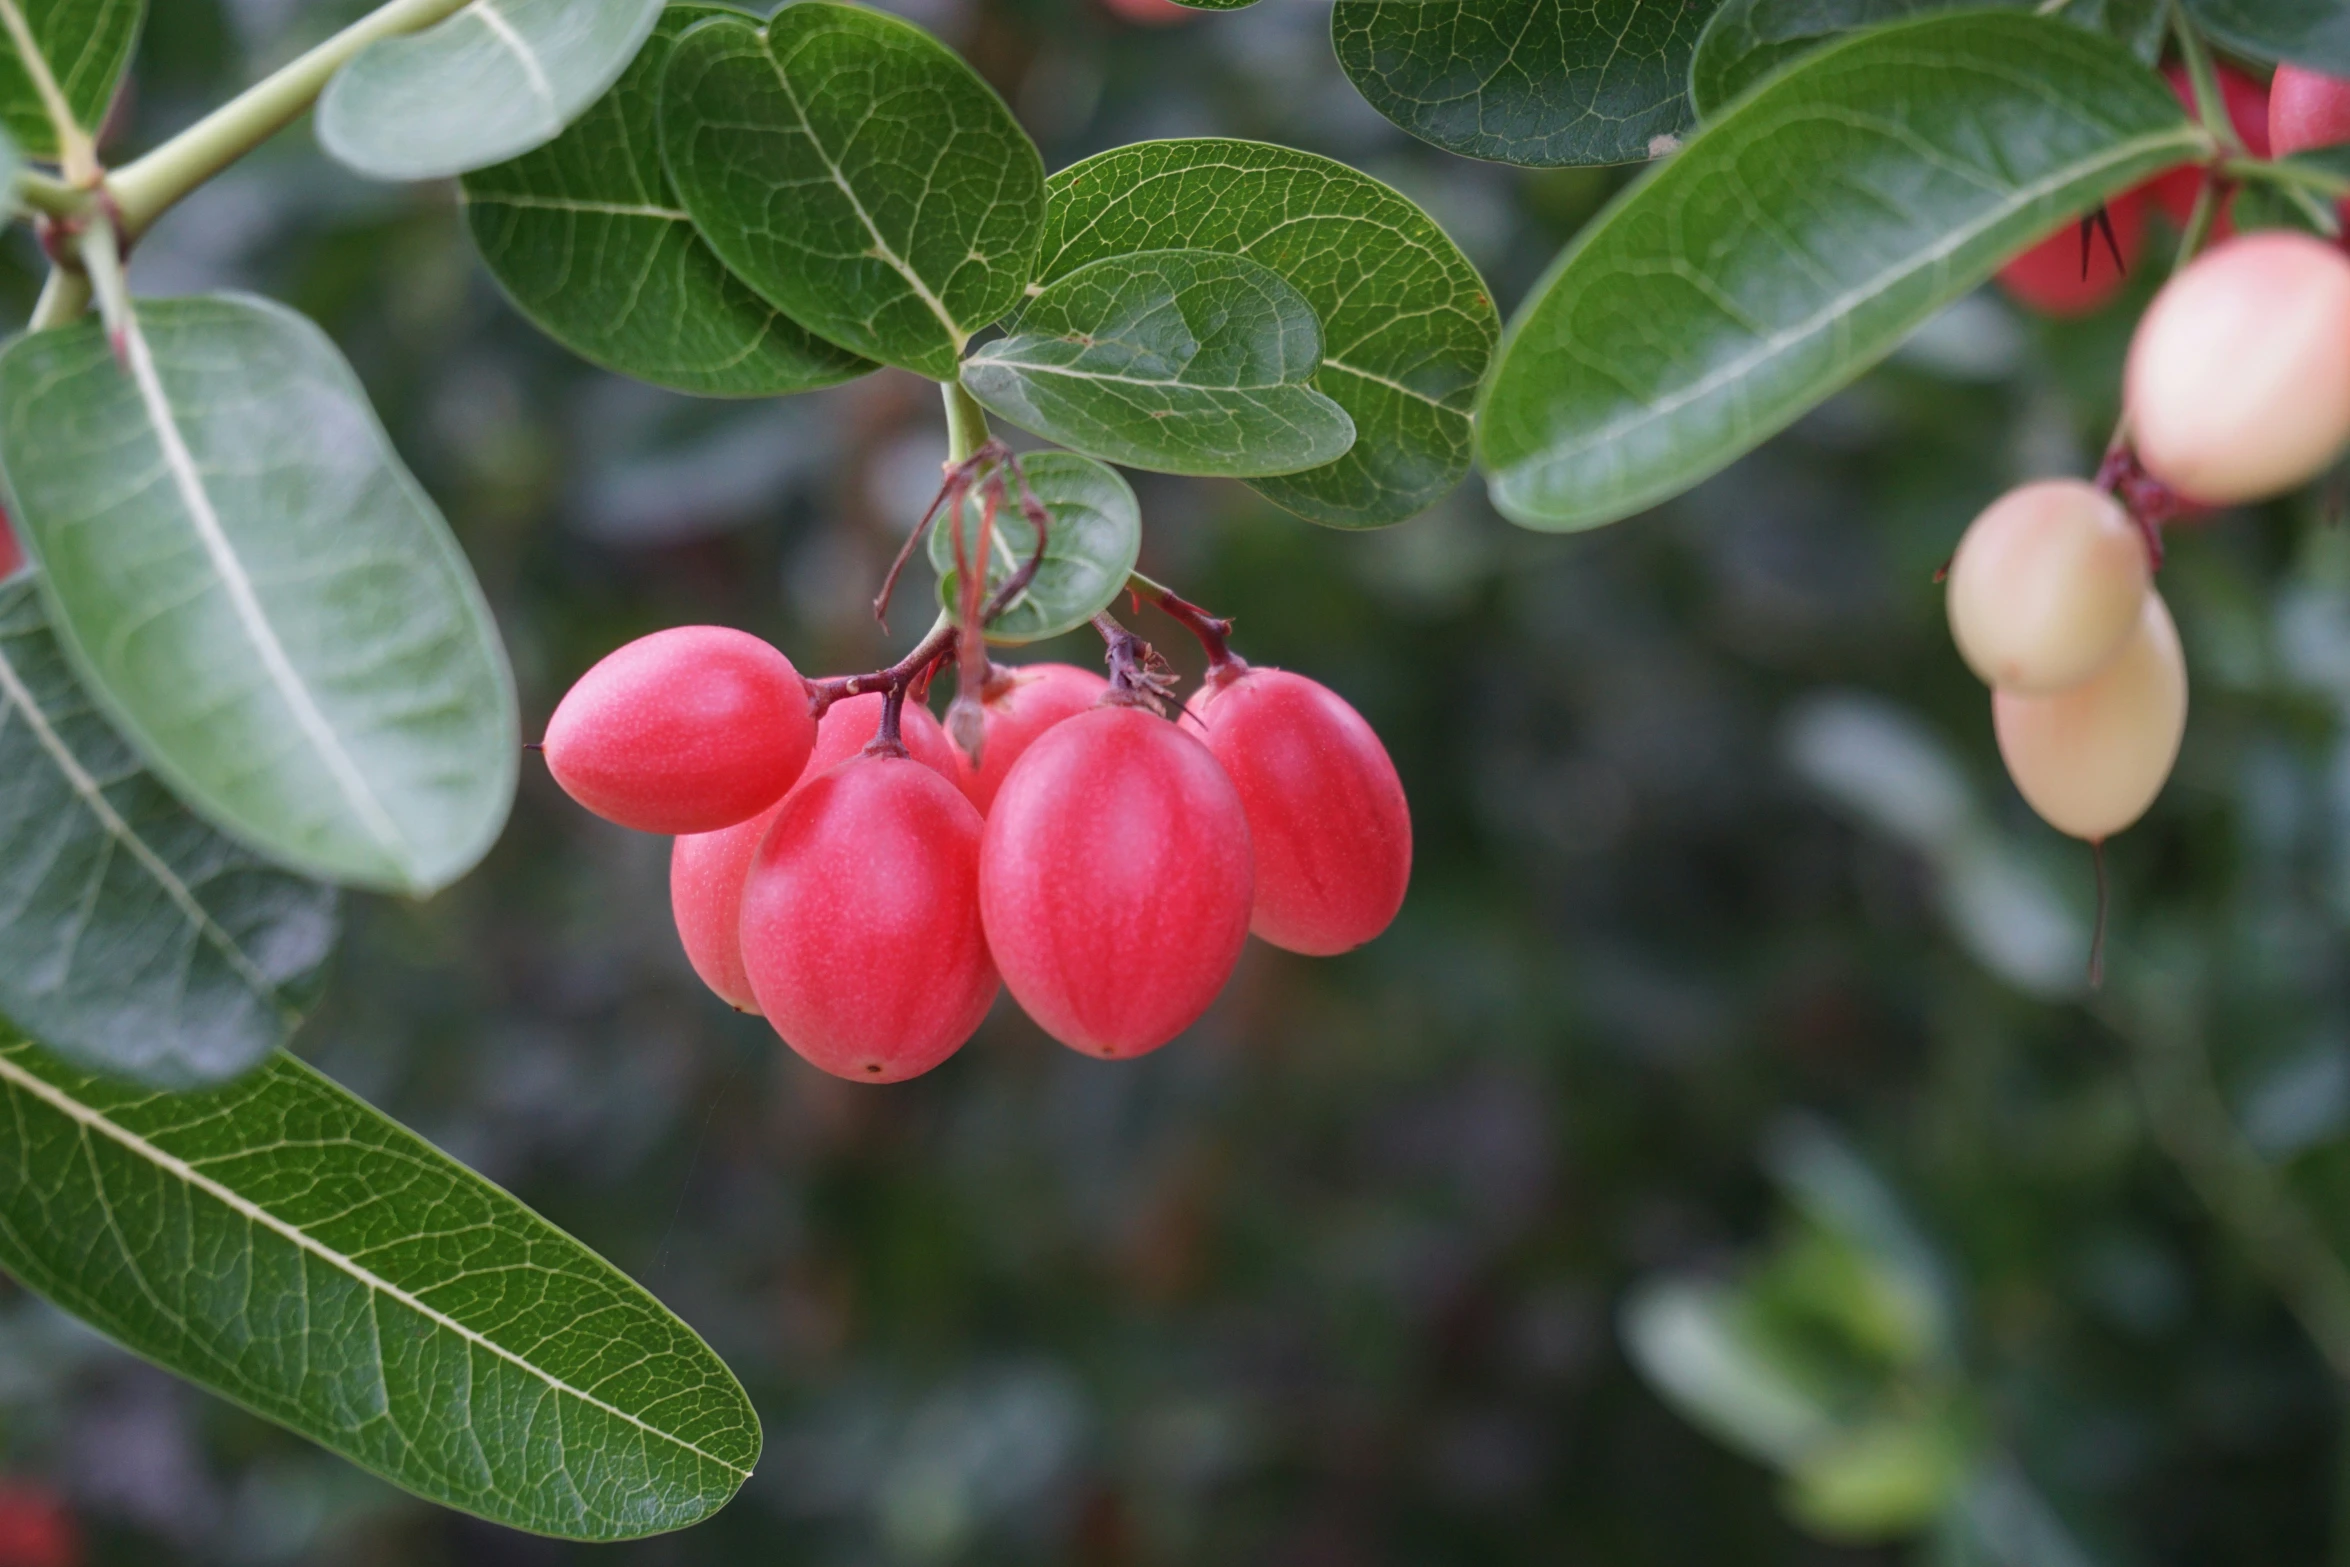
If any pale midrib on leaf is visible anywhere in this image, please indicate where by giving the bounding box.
[471,0,559,120]
[0,633,285,1008]
[1320,354,1458,413]
[463,192,690,221]
[0,1049,755,1482]
[967,353,1298,395]
[117,307,414,874]
[1496,122,2208,481]
[763,38,966,351]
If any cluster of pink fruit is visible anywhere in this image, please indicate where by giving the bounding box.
[1999,60,2350,315]
[539,614,1411,1083]
[1951,219,2350,843]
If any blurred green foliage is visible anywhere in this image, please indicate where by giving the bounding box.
[2,1,2347,1563]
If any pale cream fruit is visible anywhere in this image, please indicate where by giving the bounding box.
[2125,231,2350,504]
[1993,593,2187,841]
[1946,479,2148,693]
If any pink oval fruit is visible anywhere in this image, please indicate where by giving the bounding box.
[544,626,815,835]
[2271,63,2350,156]
[980,705,1252,1058]
[956,662,1111,812]
[1190,668,1410,956]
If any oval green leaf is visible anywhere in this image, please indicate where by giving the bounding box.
[317,0,665,182]
[928,452,1140,645]
[961,250,1354,479]
[2183,0,2350,77]
[0,580,336,1089]
[0,295,520,895]
[1331,0,1721,167]
[0,1029,760,1539]
[0,0,141,160]
[1037,139,1497,528]
[462,3,873,396]
[1479,12,2206,533]
[660,4,1046,381]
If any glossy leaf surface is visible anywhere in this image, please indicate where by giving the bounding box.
[463,3,872,396]
[929,452,1140,644]
[1480,13,2205,532]
[0,581,335,1088]
[2183,0,2350,77]
[962,250,1354,478]
[0,0,140,158]
[0,295,520,894]
[660,4,1045,380]
[1037,139,1496,527]
[1330,0,1719,167]
[0,1029,760,1538]
[318,0,666,181]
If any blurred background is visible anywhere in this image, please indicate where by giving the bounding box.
[1,0,2345,1562]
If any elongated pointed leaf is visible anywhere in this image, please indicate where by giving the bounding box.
[317,0,665,182]
[0,1030,759,1538]
[2184,0,2350,77]
[0,295,519,894]
[660,4,1046,381]
[962,250,1354,479]
[0,581,335,1089]
[463,3,872,396]
[1480,13,2205,533]
[1331,0,1721,167]
[1037,139,1497,528]
[0,0,140,159]
[930,452,1140,644]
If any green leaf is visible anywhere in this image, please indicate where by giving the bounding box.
[0,295,520,895]
[1479,12,2206,533]
[2183,0,2350,78]
[660,4,1045,381]
[1689,0,2165,116]
[0,0,141,160]
[1330,0,1722,168]
[1036,139,1497,528]
[929,452,1140,645]
[0,580,335,1089]
[0,1029,759,1539]
[961,250,1354,479]
[316,0,666,182]
[462,3,873,397]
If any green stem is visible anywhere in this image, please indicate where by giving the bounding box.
[106,0,473,240]
[27,268,88,332]
[943,381,991,465]
[2170,4,2240,154]
[13,167,86,220]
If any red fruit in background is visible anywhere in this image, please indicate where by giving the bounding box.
[1189,668,1410,956]
[956,662,1110,813]
[1997,194,2147,316]
[1099,0,1196,24]
[672,691,961,1014]
[2146,63,2271,231]
[740,755,997,1081]
[543,626,815,835]
[0,1484,79,1567]
[2272,63,2350,154]
[0,509,21,581]
[980,705,1252,1058]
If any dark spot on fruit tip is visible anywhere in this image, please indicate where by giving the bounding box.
[865,1064,883,1074]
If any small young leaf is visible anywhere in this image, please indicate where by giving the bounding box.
[0,1029,760,1539]
[660,4,1045,381]
[0,580,336,1089]
[463,3,873,396]
[928,452,1141,645]
[2183,0,2350,78]
[0,294,520,895]
[0,0,140,160]
[962,250,1355,479]
[1331,0,1721,167]
[1037,139,1497,528]
[316,0,665,182]
[1479,13,2205,533]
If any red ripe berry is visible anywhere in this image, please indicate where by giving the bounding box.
[0,508,21,581]
[672,691,960,1013]
[1189,668,1411,956]
[0,1484,79,1567]
[739,754,997,1081]
[1997,194,2147,316]
[956,662,1111,812]
[2146,64,2271,231]
[980,705,1253,1058]
[543,626,815,835]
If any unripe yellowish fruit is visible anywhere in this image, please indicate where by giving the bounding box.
[2125,232,2350,504]
[1993,593,2186,841]
[1946,479,2148,694]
